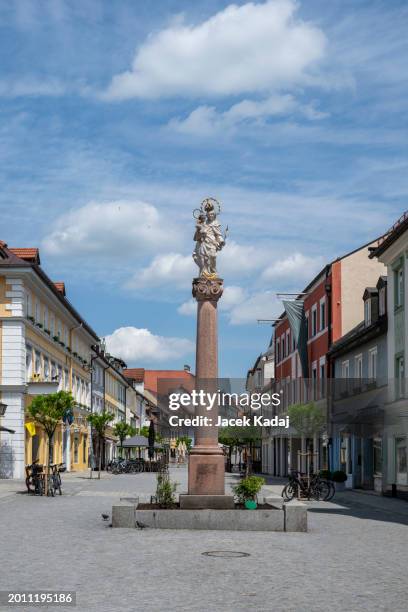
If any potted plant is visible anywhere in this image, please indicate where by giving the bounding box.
[233,475,265,509]
[44,328,51,335]
[27,315,35,323]
[36,322,43,329]
[53,335,59,342]
[332,470,347,491]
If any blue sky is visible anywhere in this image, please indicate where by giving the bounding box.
[1,0,407,376]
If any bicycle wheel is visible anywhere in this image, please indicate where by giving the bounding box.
[282,483,296,501]
[313,481,330,501]
[324,481,335,501]
[55,474,62,495]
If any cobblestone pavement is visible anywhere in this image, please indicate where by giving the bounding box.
[0,466,407,612]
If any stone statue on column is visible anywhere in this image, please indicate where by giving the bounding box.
[192,197,228,279]
[180,197,234,509]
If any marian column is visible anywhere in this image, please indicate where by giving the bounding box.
[180,198,234,509]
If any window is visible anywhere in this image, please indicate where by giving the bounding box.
[51,361,58,382]
[286,330,290,356]
[34,301,40,323]
[312,364,317,399]
[26,346,33,380]
[50,313,55,336]
[305,312,309,339]
[355,354,363,380]
[282,336,285,359]
[43,305,48,330]
[342,360,350,378]
[25,292,32,317]
[368,347,377,380]
[276,340,280,363]
[64,326,69,347]
[373,438,382,474]
[379,287,386,316]
[320,362,325,397]
[396,356,404,398]
[34,351,42,376]
[74,435,79,464]
[395,267,404,308]
[44,358,50,381]
[57,319,62,339]
[83,434,88,464]
[320,299,326,331]
[364,299,371,326]
[64,369,69,391]
[312,306,317,337]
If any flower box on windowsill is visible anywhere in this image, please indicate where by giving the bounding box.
[73,352,78,358]
[36,323,43,329]
[67,347,72,353]
[53,335,59,342]
[27,316,35,323]
[44,329,51,335]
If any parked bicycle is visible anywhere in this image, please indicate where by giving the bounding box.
[48,463,65,496]
[25,459,45,495]
[282,470,335,501]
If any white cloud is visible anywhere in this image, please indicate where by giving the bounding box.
[169,95,328,136]
[261,252,324,284]
[104,326,194,363]
[42,200,179,257]
[218,240,265,275]
[0,78,67,98]
[126,252,194,290]
[104,0,326,100]
[177,299,196,316]
[228,290,282,325]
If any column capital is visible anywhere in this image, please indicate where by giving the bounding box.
[192,277,224,302]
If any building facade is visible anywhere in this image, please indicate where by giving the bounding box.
[0,243,99,478]
[268,240,385,477]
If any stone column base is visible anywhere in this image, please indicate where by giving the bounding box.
[188,453,225,495]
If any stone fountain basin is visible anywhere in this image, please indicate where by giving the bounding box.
[112,496,307,532]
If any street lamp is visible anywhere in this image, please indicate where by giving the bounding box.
[0,402,7,417]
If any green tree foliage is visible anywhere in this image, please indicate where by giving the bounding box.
[287,403,326,438]
[87,410,114,479]
[28,390,75,465]
[113,422,137,457]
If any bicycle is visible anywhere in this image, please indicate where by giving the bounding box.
[282,470,334,501]
[48,463,65,496]
[25,460,45,496]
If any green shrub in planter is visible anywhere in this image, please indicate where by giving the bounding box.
[233,475,265,505]
[332,470,347,483]
[319,469,332,480]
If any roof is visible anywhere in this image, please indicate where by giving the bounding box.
[328,316,387,358]
[54,282,66,296]
[144,370,195,395]
[124,368,145,383]
[369,211,408,258]
[124,368,195,394]
[0,241,99,341]
[9,248,40,264]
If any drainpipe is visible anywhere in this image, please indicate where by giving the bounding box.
[89,349,98,478]
[325,267,333,471]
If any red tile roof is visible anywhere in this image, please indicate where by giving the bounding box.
[54,282,66,295]
[124,368,145,382]
[9,248,40,264]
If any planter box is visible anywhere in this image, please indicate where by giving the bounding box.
[112,499,307,532]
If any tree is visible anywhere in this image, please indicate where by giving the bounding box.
[219,425,261,475]
[287,403,326,439]
[28,390,75,495]
[87,410,114,479]
[113,422,136,458]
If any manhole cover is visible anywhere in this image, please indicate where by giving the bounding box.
[202,551,250,558]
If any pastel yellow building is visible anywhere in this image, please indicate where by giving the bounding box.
[0,243,99,478]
